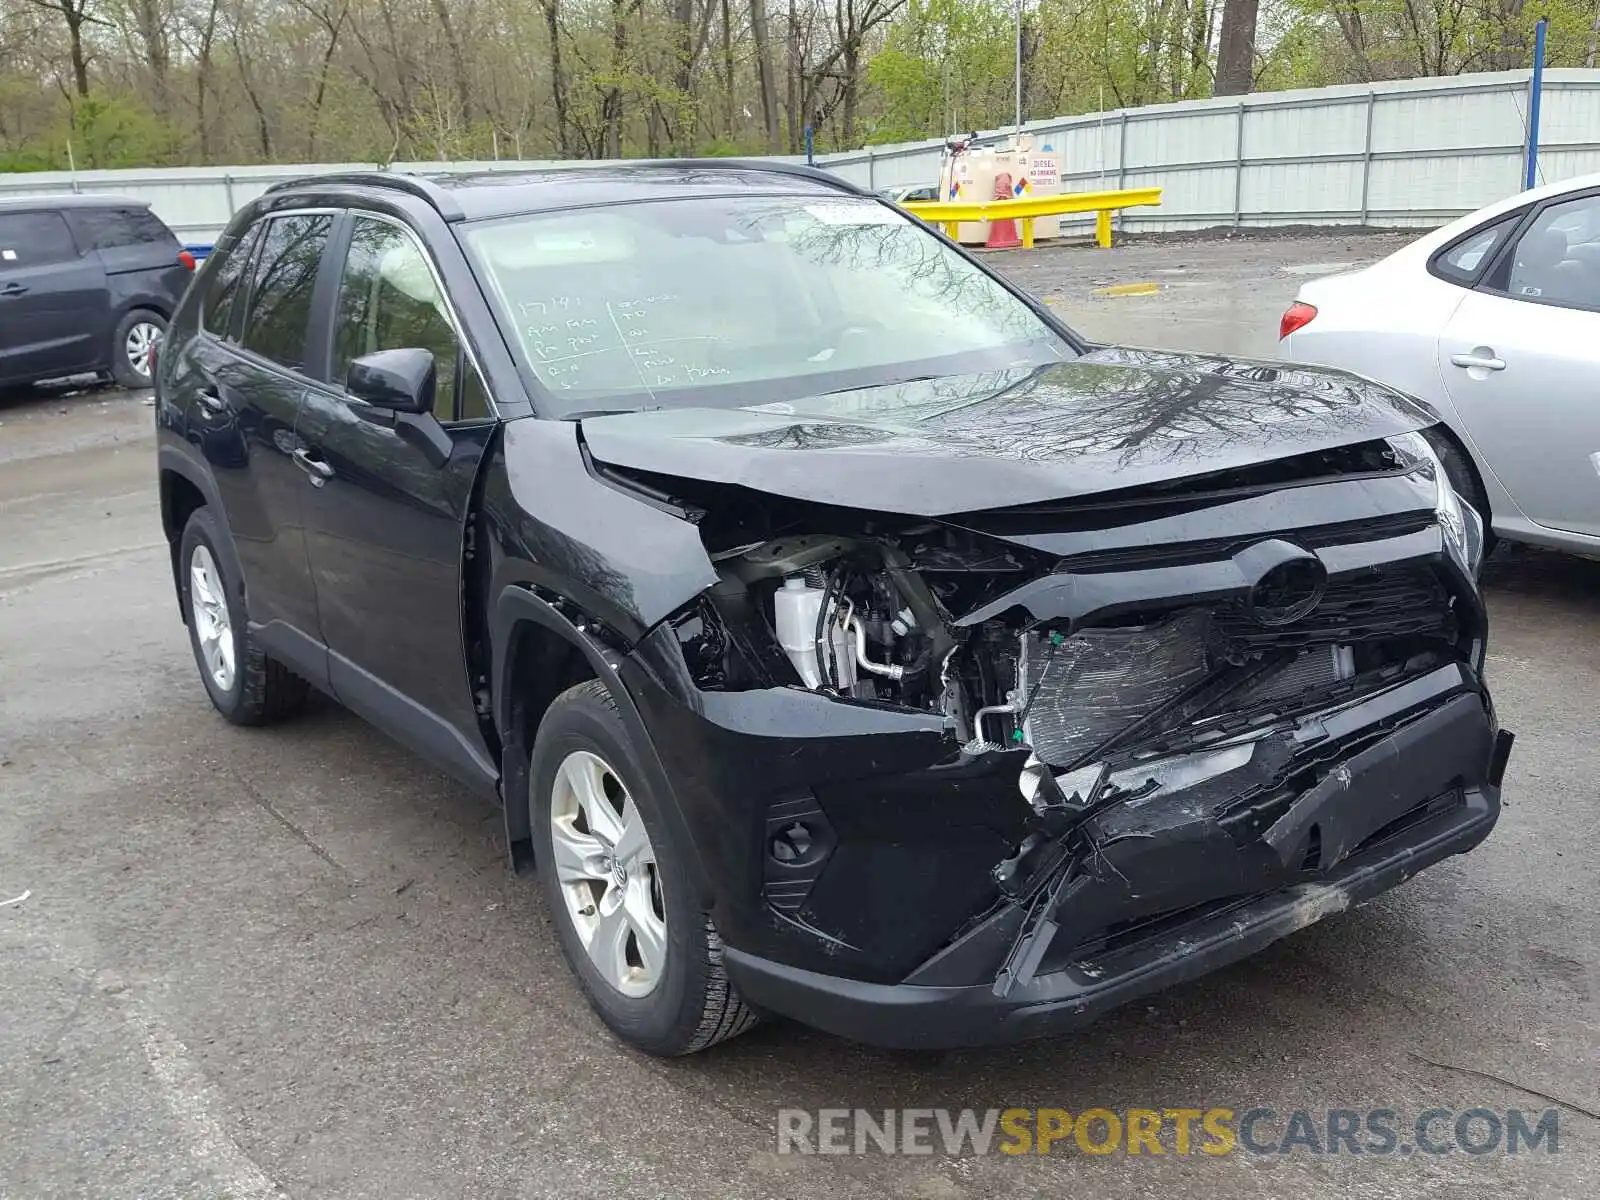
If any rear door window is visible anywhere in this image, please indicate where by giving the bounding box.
[1491,193,1600,311]
[0,211,81,268]
[239,213,334,370]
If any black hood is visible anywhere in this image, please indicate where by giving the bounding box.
[578,347,1433,516]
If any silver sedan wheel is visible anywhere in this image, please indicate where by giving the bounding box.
[125,321,161,378]
[548,750,666,998]
[189,544,236,693]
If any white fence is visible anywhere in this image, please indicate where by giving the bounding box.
[827,70,1600,233]
[4,71,1598,243]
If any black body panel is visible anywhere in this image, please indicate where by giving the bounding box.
[194,345,323,642]
[579,352,1432,517]
[482,418,718,638]
[294,389,498,791]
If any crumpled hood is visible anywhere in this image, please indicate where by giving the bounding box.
[577,346,1433,516]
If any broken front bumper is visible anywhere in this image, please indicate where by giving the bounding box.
[625,624,1507,1048]
[724,676,1505,1049]
[722,781,1496,1049]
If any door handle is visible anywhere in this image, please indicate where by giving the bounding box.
[195,385,227,414]
[1450,352,1506,371]
[0,282,27,298]
[292,447,334,484]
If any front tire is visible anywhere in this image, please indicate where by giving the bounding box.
[109,308,165,389]
[179,508,309,725]
[529,680,757,1055]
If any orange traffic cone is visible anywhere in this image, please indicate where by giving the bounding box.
[985,172,1021,250]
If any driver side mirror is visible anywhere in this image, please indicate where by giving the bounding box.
[347,348,436,414]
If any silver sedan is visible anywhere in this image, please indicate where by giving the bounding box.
[1280,172,1600,556]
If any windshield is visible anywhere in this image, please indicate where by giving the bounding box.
[461,193,1075,415]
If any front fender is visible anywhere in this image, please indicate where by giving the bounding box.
[485,417,717,642]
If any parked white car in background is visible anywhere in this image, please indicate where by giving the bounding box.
[876,183,941,206]
[1280,172,1600,556]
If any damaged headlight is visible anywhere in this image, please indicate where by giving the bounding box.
[696,526,1042,736]
[700,533,962,711]
[1389,431,1483,575]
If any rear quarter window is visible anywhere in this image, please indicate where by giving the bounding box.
[65,206,177,250]
[1429,214,1520,286]
[202,224,261,338]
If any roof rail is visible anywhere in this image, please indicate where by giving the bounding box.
[263,159,864,219]
[636,158,868,196]
[264,171,465,220]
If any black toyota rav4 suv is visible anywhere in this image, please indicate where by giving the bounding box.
[155,164,1512,1055]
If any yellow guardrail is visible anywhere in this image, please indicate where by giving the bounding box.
[902,186,1164,249]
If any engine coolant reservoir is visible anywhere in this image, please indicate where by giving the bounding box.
[774,576,856,690]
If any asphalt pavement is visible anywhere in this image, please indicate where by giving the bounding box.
[2,234,1597,1199]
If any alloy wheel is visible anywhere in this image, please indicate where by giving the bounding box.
[189,544,236,692]
[548,750,667,998]
[125,321,161,379]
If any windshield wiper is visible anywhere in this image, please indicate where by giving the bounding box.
[813,374,943,399]
[562,406,661,420]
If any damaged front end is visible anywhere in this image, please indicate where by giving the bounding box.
[608,430,1510,1047]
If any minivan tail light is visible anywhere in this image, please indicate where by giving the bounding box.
[178,249,197,271]
[1279,301,1317,339]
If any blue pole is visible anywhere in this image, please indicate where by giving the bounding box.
[804,125,814,166]
[1525,16,1548,190]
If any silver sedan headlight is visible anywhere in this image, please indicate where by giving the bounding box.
[1389,431,1483,575]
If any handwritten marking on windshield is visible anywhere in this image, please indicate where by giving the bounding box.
[533,335,719,365]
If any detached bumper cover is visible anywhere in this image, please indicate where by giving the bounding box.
[721,678,1505,1049]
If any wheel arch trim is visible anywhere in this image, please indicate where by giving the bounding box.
[491,584,712,901]
[157,445,243,613]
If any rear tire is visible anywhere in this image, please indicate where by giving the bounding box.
[179,507,310,725]
[109,308,165,389]
[529,680,757,1055]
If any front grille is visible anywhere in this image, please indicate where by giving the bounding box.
[1214,565,1456,652]
[1352,787,1464,855]
[1058,511,1432,574]
[1017,564,1458,769]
